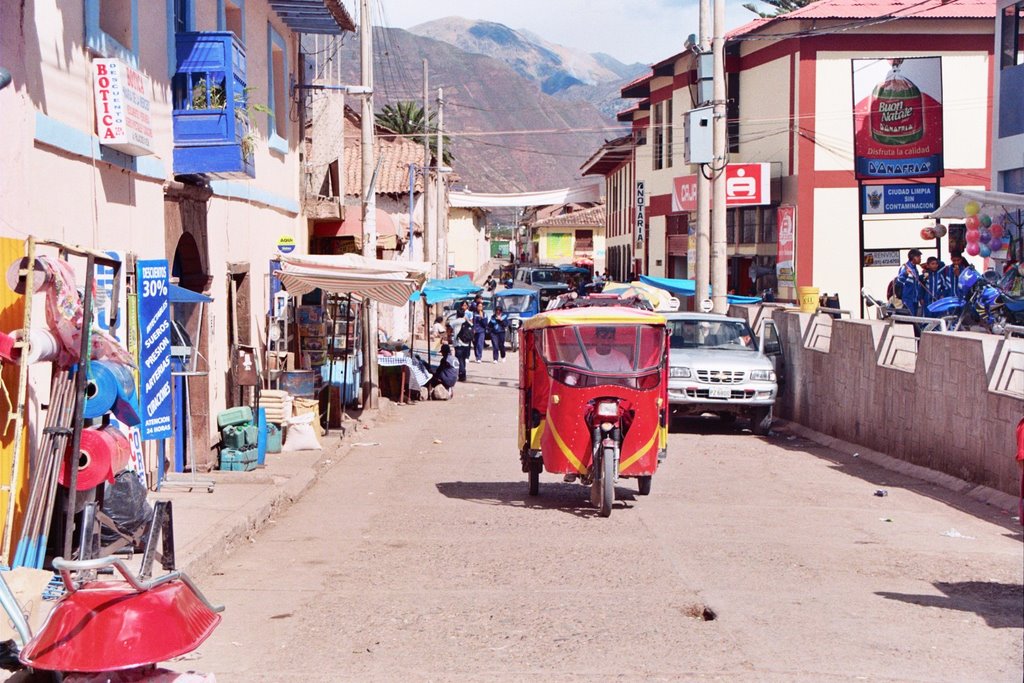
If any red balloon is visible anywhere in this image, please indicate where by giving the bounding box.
[990,224,1004,239]
[966,242,981,256]
[920,227,936,240]
[965,215,981,231]
[966,228,981,243]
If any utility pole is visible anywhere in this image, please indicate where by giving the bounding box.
[695,0,711,311]
[435,87,445,279]
[711,0,728,313]
[360,0,379,408]
[422,59,433,272]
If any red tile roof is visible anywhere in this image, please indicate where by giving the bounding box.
[343,107,424,196]
[533,205,606,228]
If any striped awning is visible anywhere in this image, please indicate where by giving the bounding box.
[276,254,429,307]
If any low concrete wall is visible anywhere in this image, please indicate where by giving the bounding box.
[732,305,1024,496]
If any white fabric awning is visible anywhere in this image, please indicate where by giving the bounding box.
[449,184,602,208]
[929,188,1024,219]
[277,254,429,307]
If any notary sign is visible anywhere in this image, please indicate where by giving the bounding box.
[635,181,646,243]
[136,260,173,441]
[92,58,154,156]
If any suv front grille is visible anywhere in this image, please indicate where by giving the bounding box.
[696,369,745,384]
[684,388,755,400]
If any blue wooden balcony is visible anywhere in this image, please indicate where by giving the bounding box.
[172,32,254,178]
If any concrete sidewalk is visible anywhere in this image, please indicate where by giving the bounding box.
[153,406,390,580]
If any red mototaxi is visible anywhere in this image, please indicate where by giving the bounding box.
[517,307,670,515]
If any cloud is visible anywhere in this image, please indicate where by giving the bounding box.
[371,0,758,65]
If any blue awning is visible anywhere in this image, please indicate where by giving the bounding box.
[169,284,214,304]
[269,1,355,34]
[409,276,482,305]
[640,275,761,305]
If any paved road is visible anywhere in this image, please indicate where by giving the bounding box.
[179,355,1023,682]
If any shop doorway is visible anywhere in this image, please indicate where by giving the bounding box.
[226,263,252,409]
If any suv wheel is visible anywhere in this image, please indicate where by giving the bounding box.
[751,407,772,436]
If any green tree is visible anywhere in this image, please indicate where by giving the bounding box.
[375,100,454,166]
[743,0,816,18]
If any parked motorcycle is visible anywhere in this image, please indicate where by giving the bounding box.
[926,268,1012,333]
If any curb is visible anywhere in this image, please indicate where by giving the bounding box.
[177,406,389,579]
[777,419,1019,513]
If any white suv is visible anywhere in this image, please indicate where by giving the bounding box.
[664,312,783,435]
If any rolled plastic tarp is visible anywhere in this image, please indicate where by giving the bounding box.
[83,361,141,425]
[59,427,119,491]
[10,328,60,364]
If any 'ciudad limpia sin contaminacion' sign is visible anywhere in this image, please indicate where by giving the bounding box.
[136,260,173,441]
[862,183,939,214]
[92,58,154,157]
[852,57,943,179]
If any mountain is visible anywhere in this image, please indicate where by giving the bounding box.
[409,17,648,120]
[333,27,624,193]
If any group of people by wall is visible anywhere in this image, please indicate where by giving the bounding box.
[894,249,974,316]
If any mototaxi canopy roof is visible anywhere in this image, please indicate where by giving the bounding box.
[408,275,481,305]
[639,275,763,305]
[495,287,539,298]
[276,253,429,307]
[523,306,666,331]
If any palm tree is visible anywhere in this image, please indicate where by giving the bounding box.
[743,0,817,18]
[375,101,454,166]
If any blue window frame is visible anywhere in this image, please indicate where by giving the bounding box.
[86,0,140,65]
[218,0,247,44]
[266,24,288,154]
[165,0,195,77]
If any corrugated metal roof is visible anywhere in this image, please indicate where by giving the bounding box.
[737,0,994,28]
[269,0,355,34]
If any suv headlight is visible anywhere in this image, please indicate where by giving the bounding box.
[750,369,776,381]
[669,366,692,379]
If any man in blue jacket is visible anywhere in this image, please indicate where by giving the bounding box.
[896,249,925,315]
[921,256,945,314]
[939,253,972,299]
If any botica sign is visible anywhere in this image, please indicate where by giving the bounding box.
[92,58,153,156]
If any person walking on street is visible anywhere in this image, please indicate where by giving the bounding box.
[471,301,488,362]
[452,303,473,381]
[489,306,508,362]
[896,249,925,315]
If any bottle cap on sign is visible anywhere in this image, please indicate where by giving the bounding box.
[700,299,714,313]
[277,235,296,254]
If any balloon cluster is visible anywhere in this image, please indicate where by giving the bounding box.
[963,200,1005,257]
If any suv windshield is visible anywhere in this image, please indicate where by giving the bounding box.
[528,270,563,284]
[667,319,756,351]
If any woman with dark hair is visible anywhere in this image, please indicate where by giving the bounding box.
[489,306,508,362]
[471,300,488,363]
[452,302,472,381]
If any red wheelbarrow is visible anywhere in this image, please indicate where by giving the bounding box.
[2,556,223,673]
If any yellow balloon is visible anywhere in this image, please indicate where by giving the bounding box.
[964,200,980,216]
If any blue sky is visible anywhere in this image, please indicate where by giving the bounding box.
[372,0,759,65]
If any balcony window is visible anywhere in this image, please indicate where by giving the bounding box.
[1001,3,1024,69]
[220,0,246,42]
[760,207,777,243]
[741,208,757,244]
[665,99,673,168]
[86,0,139,64]
[267,25,288,153]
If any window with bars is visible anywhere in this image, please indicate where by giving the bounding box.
[761,207,777,243]
[652,103,664,171]
[741,208,757,244]
[665,99,673,168]
[726,209,737,244]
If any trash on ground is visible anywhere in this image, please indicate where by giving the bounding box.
[433,439,443,444]
[941,528,975,539]
[353,442,380,447]
[880,517,894,523]
[874,489,888,497]
[852,452,859,457]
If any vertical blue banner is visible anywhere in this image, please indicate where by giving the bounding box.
[137,259,173,441]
